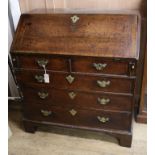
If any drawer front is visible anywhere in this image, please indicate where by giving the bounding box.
[23,87,132,112]
[16,71,134,94]
[72,57,134,76]
[52,73,133,94]
[24,105,131,131]
[12,55,69,71]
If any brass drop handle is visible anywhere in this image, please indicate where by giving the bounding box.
[71,15,79,24]
[35,75,44,83]
[37,59,48,67]
[98,97,110,105]
[97,116,109,123]
[41,110,52,117]
[97,80,110,88]
[38,92,49,99]
[93,63,107,71]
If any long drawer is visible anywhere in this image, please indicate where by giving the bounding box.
[22,87,132,112]
[24,105,132,131]
[16,71,134,94]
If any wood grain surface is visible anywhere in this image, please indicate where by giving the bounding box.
[11,14,140,59]
[11,13,140,147]
[22,87,133,112]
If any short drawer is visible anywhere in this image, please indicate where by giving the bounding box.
[72,57,136,76]
[12,55,69,71]
[22,87,132,112]
[24,105,131,131]
[16,71,134,94]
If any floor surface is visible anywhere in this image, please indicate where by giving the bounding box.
[8,109,147,155]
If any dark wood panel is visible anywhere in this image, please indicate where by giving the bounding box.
[11,14,140,59]
[22,87,132,112]
[24,105,132,131]
[72,57,136,76]
[47,73,134,94]
[12,55,69,71]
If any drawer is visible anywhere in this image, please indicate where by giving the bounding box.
[22,87,132,112]
[53,73,134,94]
[16,71,134,94]
[12,55,69,71]
[24,105,131,131]
[72,57,136,76]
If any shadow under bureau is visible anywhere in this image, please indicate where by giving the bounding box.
[10,12,140,147]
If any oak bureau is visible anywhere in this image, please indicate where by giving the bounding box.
[10,12,140,147]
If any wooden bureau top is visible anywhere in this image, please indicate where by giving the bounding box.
[11,13,140,59]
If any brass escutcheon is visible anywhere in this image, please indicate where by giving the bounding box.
[66,75,75,84]
[68,92,76,99]
[71,15,79,24]
[69,109,77,116]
